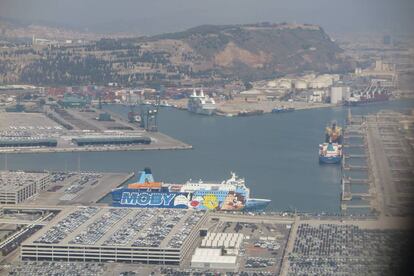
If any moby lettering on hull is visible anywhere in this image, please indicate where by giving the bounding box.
[120,192,179,207]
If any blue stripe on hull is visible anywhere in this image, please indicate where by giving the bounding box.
[244,199,271,211]
[319,155,342,164]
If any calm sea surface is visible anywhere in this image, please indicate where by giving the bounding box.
[2,100,413,212]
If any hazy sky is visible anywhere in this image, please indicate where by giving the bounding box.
[0,0,413,35]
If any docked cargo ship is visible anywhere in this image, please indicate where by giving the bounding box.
[325,122,343,144]
[187,89,216,115]
[319,142,342,164]
[320,122,343,164]
[344,87,390,106]
[112,168,270,211]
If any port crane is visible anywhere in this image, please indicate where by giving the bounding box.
[141,94,160,132]
[127,90,142,126]
[126,89,159,132]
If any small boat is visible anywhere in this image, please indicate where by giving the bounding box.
[271,107,295,113]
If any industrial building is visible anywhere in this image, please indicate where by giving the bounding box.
[0,171,51,204]
[21,207,207,265]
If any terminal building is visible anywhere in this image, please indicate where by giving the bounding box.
[21,207,206,265]
[0,171,51,204]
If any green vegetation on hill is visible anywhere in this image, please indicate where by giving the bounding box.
[0,23,354,86]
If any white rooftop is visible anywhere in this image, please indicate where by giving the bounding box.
[191,248,237,265]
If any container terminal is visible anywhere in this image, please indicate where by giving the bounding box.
[0,107,191,154]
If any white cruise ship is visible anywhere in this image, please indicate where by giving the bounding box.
[187,89,216,115]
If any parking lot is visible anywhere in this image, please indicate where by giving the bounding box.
[287,223,410,275]
[26,207,206,250]
[34,207,100,244]
[61,173,102,200]
[0,113,64,136]
[7,261,106,276]
[26,172,133,205]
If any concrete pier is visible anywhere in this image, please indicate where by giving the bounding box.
[341,113,374,212]
[342,165,369,171]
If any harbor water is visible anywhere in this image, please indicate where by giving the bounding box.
[2,100,413,213]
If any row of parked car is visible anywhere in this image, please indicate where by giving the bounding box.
[35,207,99,244]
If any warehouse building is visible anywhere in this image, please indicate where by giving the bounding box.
[0,171,51,204]
[191,248,237,270]
[21,207,207,265]
[72,136,151,147]
[0,138,57,148]
[191,232,244,270]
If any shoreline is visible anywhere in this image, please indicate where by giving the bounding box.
[168,98,402,117]
[0,144,193,154]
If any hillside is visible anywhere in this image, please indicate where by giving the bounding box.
[0,23,354,85]
[156,23,352,79]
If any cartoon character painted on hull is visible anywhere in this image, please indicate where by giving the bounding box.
[181,192,245,210]
[221,191,246,210]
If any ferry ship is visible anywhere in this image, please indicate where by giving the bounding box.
[319,142,342,164]
[111,168,270,211]
[187,89,216,115]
